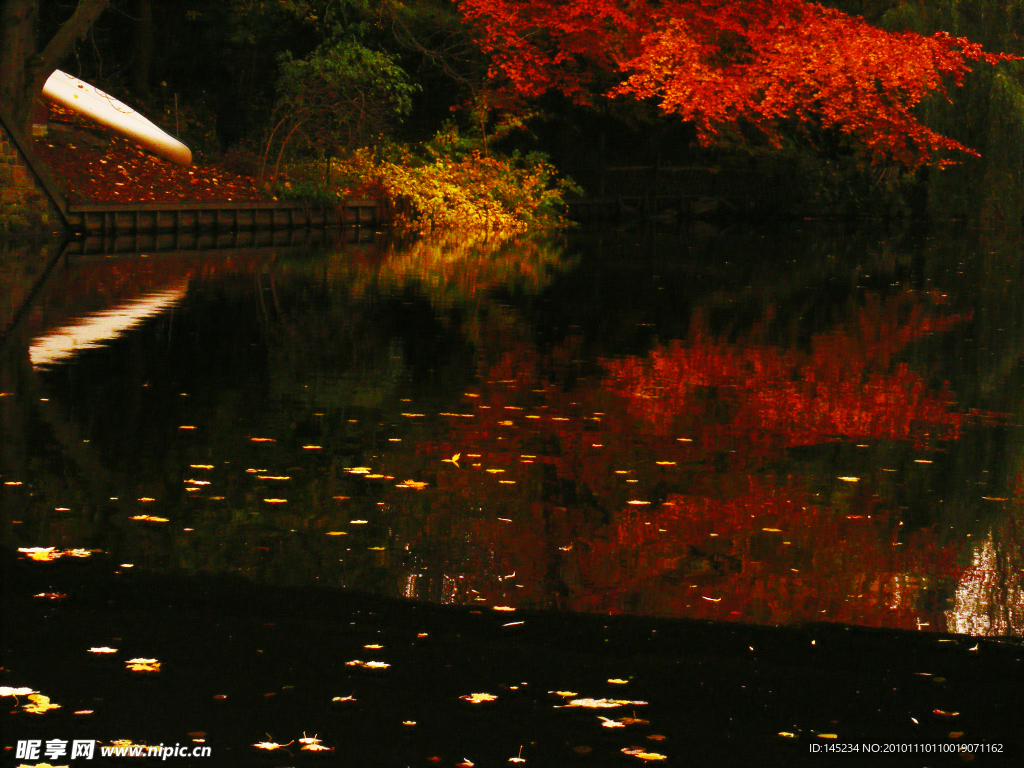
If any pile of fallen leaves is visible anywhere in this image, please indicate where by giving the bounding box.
[32,104,268,204]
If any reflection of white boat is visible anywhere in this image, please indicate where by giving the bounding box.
[29,282,190,368]
[42,69,192,166]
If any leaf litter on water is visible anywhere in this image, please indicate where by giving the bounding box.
[460,693,498,704]
[558,698,648,709]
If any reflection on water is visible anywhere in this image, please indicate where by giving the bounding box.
[3,224,1024,636]
[947,533,1024,636]
[28,282,189,368]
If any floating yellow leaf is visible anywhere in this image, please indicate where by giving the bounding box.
[621,747,666,761]
[190,465,214,469]
[18,547,93,562]
[250,437,275,442]
[303,445,322,450]
[655,461,676,466]
[332,695,356,702]
[600,717,625,728]
[179,425,196,430]
[129,515,169,522]
[397,480,427,490]
[18,547,57,561]
[125,658,160,672]
[263,499,287,504]
[493,606,515,612]
[368,546,385,551]
[364,644,384,649]
[778,732,797,738]
[627,500,650,506]
[350,520,368,524]
[403,720,416,726]
[23,694,60,714]
[325,531,348,536]
[345,660,389,669]
[607,679,629,685]
[0,686,37,696]
[252,739,292,751]
[256,476,290,481]
[401,413,425,418]
[817,733,838,739]
[551,691,577,697]
[302,743,333,752]
[620,717,649,726]
[762,527,782,533]
[443,453,461,466]
[139,497,155,502]
[837,477,859,483]
[88,647,117,654]
[486,469,505,474]
[460,693,497,704]
[559,699,647,709]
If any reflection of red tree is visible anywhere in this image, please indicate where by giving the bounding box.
[604,295,969,453]
[562,478,960,628]
[391,292,969,630]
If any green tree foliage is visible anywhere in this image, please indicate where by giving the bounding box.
[260,40,417,181]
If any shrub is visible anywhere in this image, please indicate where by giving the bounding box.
[331,128,578,233]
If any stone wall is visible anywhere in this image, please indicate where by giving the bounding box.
[0,114,62,232]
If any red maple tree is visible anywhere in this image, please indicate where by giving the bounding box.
[457,0,1016,166]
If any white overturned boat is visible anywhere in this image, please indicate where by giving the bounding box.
[42,69,192,166]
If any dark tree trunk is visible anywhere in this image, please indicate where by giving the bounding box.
[131,0,153,97]
[0,0,112,133]
[0,0,38,128]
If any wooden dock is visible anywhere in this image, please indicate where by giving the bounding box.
[65,199,382,236]
[64,221,377,257]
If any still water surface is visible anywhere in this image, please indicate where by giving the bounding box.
[4,222,1023,637]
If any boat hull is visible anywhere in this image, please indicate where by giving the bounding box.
[42,70,192,167]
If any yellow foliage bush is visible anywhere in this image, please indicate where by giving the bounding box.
[331,136,576,234]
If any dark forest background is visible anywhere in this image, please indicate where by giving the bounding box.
[23,0,1024,223]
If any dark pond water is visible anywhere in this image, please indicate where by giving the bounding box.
[2,222,1024,765]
